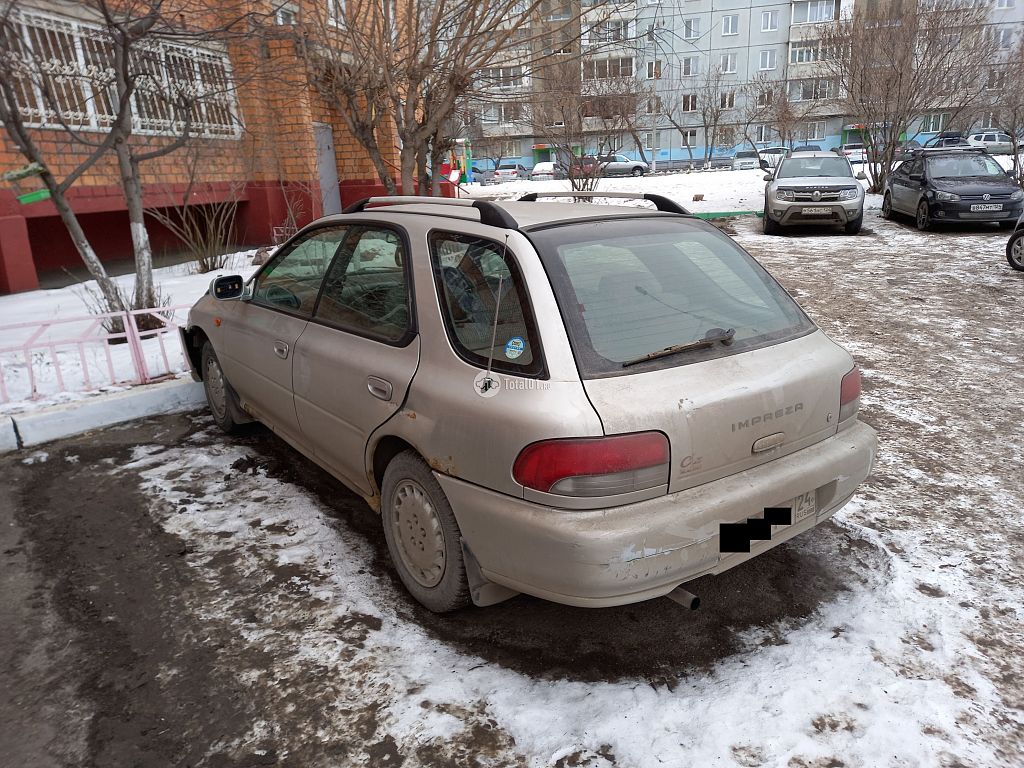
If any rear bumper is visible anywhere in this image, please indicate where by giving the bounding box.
[439,421,877,607]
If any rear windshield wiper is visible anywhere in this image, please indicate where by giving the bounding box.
[622,328,736,367]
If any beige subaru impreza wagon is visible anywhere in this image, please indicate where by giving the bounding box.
[182,193,876,613]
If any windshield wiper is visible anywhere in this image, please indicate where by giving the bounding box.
[622,328,736,367]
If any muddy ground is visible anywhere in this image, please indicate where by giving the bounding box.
[1,213,1022,767]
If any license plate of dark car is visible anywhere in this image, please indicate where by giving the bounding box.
[971,204,1002,211]
[803,207,831,215]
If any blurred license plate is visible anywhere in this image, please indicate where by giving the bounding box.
[803,207,831,215]
[771,491,817,535]
[971,204,1002,211]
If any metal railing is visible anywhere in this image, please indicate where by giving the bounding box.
[0,304,193,405]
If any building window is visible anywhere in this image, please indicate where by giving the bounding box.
[789,78,836,101]
[644,130,664,150]
[501,139,519,156]
[757,89,774,107]
[920,113,949,133]
[681,93,698,111]
[722,14,739,35]
[996,0,1015,8]
[720,52,737,73]
[481,66,525,89]
[327,0,344,25]
[682,18,700,39]
[679,129,698,147]
[646,96,663,114]
[990,27,1014,50]
[981,112,998,129]
[761,10,778,31]
[593,19,631,42]
[790,41,821,64]
[7,9,240,138]
[792,0,836,24]
[987,68,1006,90]
[805,120,826,140]
[754,124,772,143]
[647,60,663,79]
[720,90,736,109]
[759,50,776,70]
[583,57,634,80]
[681,56,700,76]
[274,5,298,25]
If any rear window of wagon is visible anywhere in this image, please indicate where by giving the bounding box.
[527,217,815,378]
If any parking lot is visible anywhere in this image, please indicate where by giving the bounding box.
[2,213,1022,767]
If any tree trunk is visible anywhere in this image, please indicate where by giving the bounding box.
[114,140,156,308]
[399,141,417,196]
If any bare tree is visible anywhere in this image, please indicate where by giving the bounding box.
[819,0,997,192]
[972,38,1024,185]
[0,0,257,310]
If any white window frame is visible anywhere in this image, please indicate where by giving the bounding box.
[722,14,739,36]
[996,0,1015,8]
[720,90,736,109]
[793,0,835,24]
[754,124,772,143]
[720,52,737,73]
[805,120,826,141]
[327,0,345,26]
[920,112,950,133]
[681,56,700,76]
[759,50,776,70]
[647,60,663,79]
[680,93,697,111]
[761,10,778,32]
[682,18,701,40]
[679,128,698,147]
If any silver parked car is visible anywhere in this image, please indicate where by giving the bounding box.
[763,152,867,235]
[597,154,649,176]
[183,192,877,613]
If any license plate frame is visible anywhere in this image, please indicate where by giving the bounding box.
[970,203,1002,212]
[771,491,817,535]
[802,206,832,215]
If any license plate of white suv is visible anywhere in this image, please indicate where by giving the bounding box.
[971,203,1002,211]
[802,207,831,215]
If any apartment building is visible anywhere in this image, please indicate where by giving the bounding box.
[0,1,394,294]
[471,0,1024,168]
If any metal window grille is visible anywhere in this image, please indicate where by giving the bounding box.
[7,10,241,139]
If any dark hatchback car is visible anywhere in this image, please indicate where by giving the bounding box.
[882,149,1023,230]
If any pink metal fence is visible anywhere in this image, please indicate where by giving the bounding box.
[0,304,193,405]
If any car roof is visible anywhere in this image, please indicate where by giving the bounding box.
[787,151,838,158]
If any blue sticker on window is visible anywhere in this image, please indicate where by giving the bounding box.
[504,336,526,360]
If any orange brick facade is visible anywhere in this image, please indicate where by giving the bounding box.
[0,1,402,293]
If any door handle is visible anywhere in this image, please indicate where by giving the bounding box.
[367,376,393,401]
[273,340,290,359]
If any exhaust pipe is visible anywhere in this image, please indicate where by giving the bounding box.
[666,586,701,610]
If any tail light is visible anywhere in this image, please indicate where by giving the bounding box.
[839,365,861,423]
[513,432,670,497]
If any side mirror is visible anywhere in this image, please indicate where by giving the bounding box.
[856,171,867,180]
[759,159,770,170]
[210,274,244,300]
[763,173,773,181]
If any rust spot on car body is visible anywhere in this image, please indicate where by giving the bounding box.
[428,456,456,475]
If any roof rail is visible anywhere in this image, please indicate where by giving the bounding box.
[516,191,692,215]
[341,196,519,229]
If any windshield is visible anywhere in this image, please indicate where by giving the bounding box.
[528,218,814,377]
[736,151,757,159]
[928,154,1007,178]
[777,156,853,178]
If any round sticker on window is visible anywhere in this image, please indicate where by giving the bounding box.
[504,336,526,360]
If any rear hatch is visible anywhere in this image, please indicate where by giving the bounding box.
[527,215,852,492]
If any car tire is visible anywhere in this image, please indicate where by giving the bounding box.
[201,341,247,434]
[844,213,863,235]
[1007,230,1024,272]
[381,451,471,613]
[881,193,893,220]
[631,167,644,177]
[916,200,932,232]
[762,207,781,235]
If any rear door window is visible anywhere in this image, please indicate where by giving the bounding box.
[429,232,544,376]
[528,218,813,377]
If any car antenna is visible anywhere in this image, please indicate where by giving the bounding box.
[477,234,509,396]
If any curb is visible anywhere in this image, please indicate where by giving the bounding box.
[3,379,206,452]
